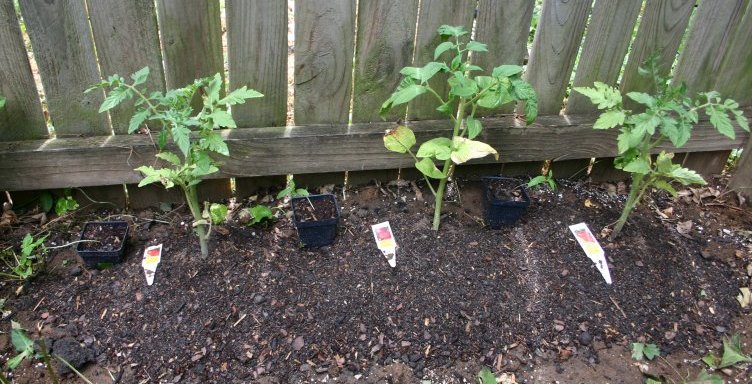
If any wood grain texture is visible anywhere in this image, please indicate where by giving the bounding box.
[474,0,535,117]
[157,0,223,88]
[525,0,592,115]
[715,2,752,106]
[294,0,355,124]
[227,0,287,127]
[673,0,748,94]
[87,0,165,134]
[0,0,46,141]
[1,112,749,191]
[408,0,475,120]
[620,0,695,98]
[566,0,643,114]
[730,138,752,195]
[20,0,108,136]
[351,0,418,123]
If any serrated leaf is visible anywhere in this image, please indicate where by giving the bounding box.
[631,113,661,136]
[171,125,191,156]
[626,91,656,107]
[437,24,467,37]
[384,126,416,153]
[201,132,229,156]
[218,86,263,105]
[155,151,182,166]
[653,179,677,197]
[573,82,621,109]
[593,110,625,129]
[734,112,749,131]
[669,167,706,185]
[643,344,660,360]
[209,203,228,224]
[99,87,130,113]
[709,106,735,139]
[416,137,452,160]
[492,65,523,78]
[434,41,455,60]
[623,158,651,174]
[466,117,482,139]
[450,136,498,164]
[415,157,445,179]
[466,41,487,52]
[128,108,151,133]
[130,66,150,86]
[211,110,236,128]
[206,73,223,103]
[249,205,274,225]
[631,343,645,360]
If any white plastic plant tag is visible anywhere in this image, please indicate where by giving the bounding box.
[568,223,612,284]
[141,244,162,286]
[372,221,397,267]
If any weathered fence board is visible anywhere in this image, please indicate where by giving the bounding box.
[474,0,535,117]
[351,0,419,123]
[294,0,355,125]
[20,0,108,136]
[0,0,46,141]
[715,1,752,107]
[157,0,223,89]
[620,0,695,101]
[1,113,749,191]
[227,0,287,127]
[88,0,165,134]
[525,0,592,115]
[408,0,475,120]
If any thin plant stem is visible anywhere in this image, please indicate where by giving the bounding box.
[184,184,209,259]
[37,339,60,384]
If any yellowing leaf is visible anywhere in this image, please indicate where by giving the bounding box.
[383,126,416,153]
[450,137,498,164]
[415,157,445,179]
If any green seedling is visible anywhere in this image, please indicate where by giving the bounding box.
[0,233,47,281]
[381,25,538,231]
[574,57,748,239]
[702,333,752,369]
[208,203,228,225]
[246,205,274,226]
[89,67,262,259]
[632,342,660,361]
[276,177,310,200]
[477,367,497,384]
[528,170,557,191]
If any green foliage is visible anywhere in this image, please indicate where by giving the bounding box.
[54,191,79,216]
[276,178,310,200]
[247,205,274,226]
[1,234,48,281]
[208,203,228,225]
[528,170,557,191]
[477,367,497,384]
[574,57,749,239]
[0,96,5,109]
[380,25,538,230]
[703,333,752,369]
[89,67,262,258]
[7,321,35,369]
[632,342,660,361]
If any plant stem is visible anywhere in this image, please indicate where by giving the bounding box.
[611,173,643,240]
[37,339,60,384]
[432,98,466,231]
[184,184,209,259]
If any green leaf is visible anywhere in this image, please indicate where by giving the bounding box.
[171,125,191,156]
[466,41,487,52]
[644,379,662,384]
[415,157,445,179]
[99,87,130,113]
[130,66,150,86]
[573,82,621,109]
[416,137,452,160]
[734,111,749,131]
[719,333,752,368]
[209,203,228,224]
[128,108,151,133]
[55,196,78,216]
[669,167,706,185]
[626,92,656,107]
[201,132,229,156]
[384,126,416,153]
[623,158,651,175]
[10,326,33,355]
[631,113,661,136]
[511,79,536,100]
[448,74,478,98]
[218,86,263,105]
[523,96,538,125]
[492,65,523,78]
[400,62,449,83]
[643,344,660,360]
[702,352,720,369]
[708,106,735,139]
[436,101,454,115]
[477,367,496,384]
[0,96,6,109]
[155,151,182,166]
[466,117,482,139]
[384,84,428,112]
[249,205,274,226]
[437,25,467,37]
[450,136,498,164]
[206,73,223,103]
[434,41,455,59]
[39,192,53,213]
[687,371,724,384]
[593,110,625,129]
[210,110,236,128]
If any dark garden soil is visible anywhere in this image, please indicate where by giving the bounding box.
[484,178,527,202]
[78,222,128,252]
[1,178,751,383]
[292,196,338,223]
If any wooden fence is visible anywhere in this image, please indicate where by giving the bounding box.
[1,0,752,207]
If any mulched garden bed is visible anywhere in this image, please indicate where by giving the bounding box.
[0,178,750,383]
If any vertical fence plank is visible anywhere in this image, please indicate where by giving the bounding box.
[227,0,287,127]
[351,0,418,123]
[408,0,475,121]
[20,0,108,136]
[620,0,694,98]
[157,0,223,89]
[294,0,355,125]
[525,0,592,116]
[673,0,749,179]
[715,2,752,107]
[88,0,165,134]
[0,0,46,141]
[474,0,535,117]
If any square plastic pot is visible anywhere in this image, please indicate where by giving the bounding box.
[76,221,129,268]
[291,194,340,247]
[481,176,530,229]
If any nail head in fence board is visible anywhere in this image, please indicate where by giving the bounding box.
[620,0,694,100]
[2,113,749,191]
[157,0,223,89]
[0,0,46,141]
[20,0,108,136]
[715,3,752,106]
[408,0,475,121]
[566,0,643,115]
[474,0,535,117]
[352,0,419,123]
[294,0,355,125]
[227,0,287,127]
[87,0,165,135]
[525,0,592,116]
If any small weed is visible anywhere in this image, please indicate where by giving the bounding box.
[0,233,48,281]
[527,170,557,192]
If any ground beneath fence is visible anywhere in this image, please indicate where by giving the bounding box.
[1,179,751,383]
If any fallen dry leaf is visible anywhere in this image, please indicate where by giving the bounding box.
[676,220,693,238]
[737,287,751,308]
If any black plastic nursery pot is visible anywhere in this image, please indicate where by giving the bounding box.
[76,221,129,268]
[291,194,340,247]
[481,176,531,229]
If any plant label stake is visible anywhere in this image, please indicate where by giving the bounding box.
[569,223,612,284]
[372,221,397,267]
[142,244,162,285]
